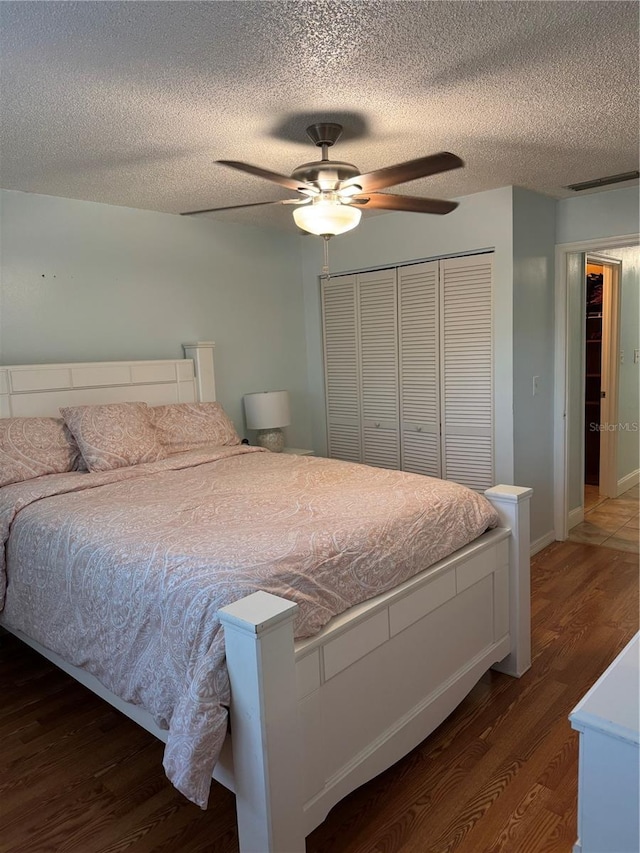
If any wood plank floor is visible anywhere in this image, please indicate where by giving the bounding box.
[1,540,638,853]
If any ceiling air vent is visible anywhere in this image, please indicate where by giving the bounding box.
[565,170,639,192]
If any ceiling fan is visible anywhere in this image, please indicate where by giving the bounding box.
[182,122,464,237]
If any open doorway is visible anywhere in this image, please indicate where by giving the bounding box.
[554,235,639,541]
[584,261,604,487]
[583,255,621,500]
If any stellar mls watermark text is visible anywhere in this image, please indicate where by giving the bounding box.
[589,422,639,432]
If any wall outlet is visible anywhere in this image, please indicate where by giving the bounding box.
[634,349,640,364]
[532,375,539,396]
[620,351,625,364]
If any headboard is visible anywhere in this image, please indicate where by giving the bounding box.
[0,342,216,418]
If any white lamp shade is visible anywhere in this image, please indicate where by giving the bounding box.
[293,200,361,236]
[244,390,291,429]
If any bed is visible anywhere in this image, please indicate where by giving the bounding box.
[0,343,532,853]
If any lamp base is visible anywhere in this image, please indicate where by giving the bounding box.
[256,428,285,453]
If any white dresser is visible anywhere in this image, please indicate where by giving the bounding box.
[569,633,639,853]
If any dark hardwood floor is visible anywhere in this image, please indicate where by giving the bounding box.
[1,540,638,853]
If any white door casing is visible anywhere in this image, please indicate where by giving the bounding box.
[553,234,637,540]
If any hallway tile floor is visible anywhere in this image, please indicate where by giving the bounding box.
[569,484,639,553]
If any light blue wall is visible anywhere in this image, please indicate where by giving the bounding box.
[512,187,557,543]
[3,184,634,529]
[600,246,640,484]
[0,189,312,448]
[300,186,516,487]
[556,186,640,245]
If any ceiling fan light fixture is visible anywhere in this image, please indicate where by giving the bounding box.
[185,125,464,230]
[292,197,361,236]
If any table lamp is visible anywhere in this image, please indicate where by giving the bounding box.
[243,390,290,452]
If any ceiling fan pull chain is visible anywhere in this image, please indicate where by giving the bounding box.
[322,235,331,280]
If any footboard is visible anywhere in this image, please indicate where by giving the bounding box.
[219,485,532,853]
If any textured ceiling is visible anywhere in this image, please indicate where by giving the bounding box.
[1,1,638,231]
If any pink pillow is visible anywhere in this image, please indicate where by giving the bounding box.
[152,402,241,454]
[0,417,81,487]
[60,402,165,472]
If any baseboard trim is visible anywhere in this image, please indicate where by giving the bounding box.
[568,507,584,530]
[617,469,639,496]
[531,531,556,556]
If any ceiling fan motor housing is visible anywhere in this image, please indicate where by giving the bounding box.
[291,160,361,189]
[294,124,360,190]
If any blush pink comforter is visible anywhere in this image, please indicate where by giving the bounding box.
[0,446,498,807]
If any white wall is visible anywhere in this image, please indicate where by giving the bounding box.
[600,246,640,485]
[556,186,639,245]
[300,186,516,488]
[512,187,557,544]
[0,189,312,448]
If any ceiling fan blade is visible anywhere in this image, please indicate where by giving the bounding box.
[352,193,458,215]
[181,198,307,216]
[344,152,464,192]
[218,160,315,193]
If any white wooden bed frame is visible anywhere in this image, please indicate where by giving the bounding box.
[0,343,532,853]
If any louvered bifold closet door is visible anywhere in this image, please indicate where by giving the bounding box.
[398,261,441,477]
[440,254,494,491]
[358,268,400,469]
[322,275,362,462]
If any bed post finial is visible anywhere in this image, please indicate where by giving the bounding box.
[182,342,216,402]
